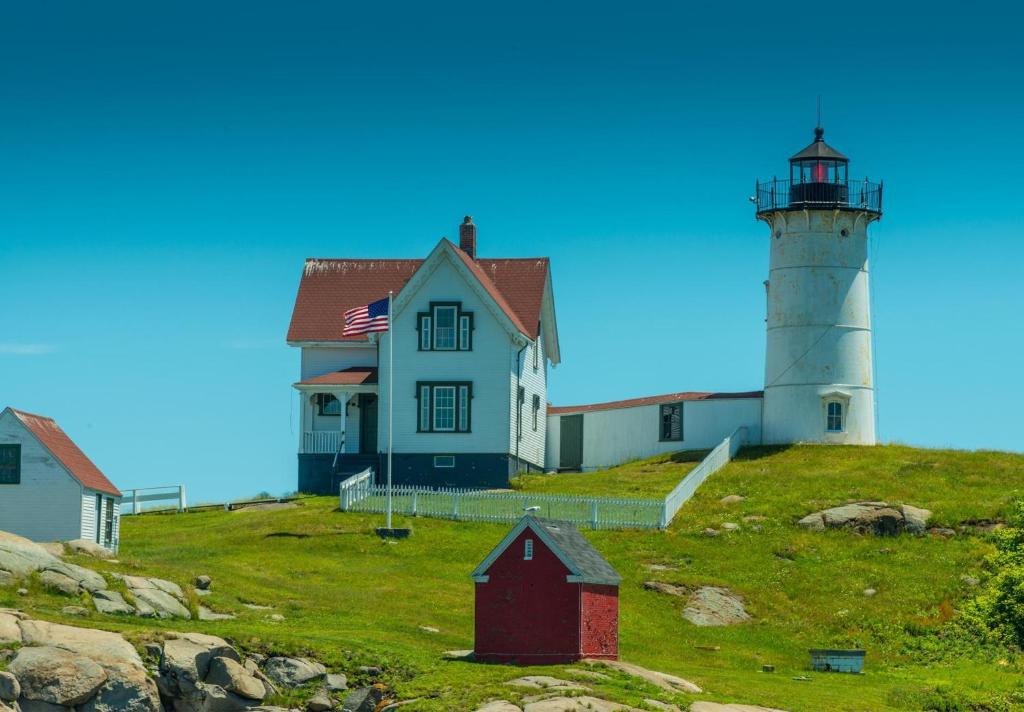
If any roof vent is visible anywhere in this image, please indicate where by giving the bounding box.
[459,216,477,259]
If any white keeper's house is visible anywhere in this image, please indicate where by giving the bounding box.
[287,126,883,491]
[0,407,122,550]
[287,218,559,492]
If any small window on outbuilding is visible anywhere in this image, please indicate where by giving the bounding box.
[434,455,455,468]
[659,404,682,441]
[524,539,534,560]
[0,444,20,485]
[826,401,844,432]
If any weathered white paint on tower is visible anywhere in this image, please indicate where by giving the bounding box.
[756,128,882,445]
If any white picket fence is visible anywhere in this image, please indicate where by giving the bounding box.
[660,426,747,527]
[338,426,747,530]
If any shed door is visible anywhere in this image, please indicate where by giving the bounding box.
[559,414,583,470]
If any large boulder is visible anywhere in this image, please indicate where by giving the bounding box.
[205,657,266,701]
[131,588,191,619]
[39,570,81,595]
[148,578,185,599]
[44,562,107,592]
[65,540,116,560]
[92,590,135,616]
[9,646,108,706]
[263,657,326,687]
[160,634,240,698]
[0,612,21,644]
[798,501,932,536]
[76,659,161,712]
[683,587,751,627]
[0,532,63,576]
[18,619,142,665]
[341,686,387,712]
[584,659,701,694]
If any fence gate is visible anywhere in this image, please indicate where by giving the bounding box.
[559,414,584,470]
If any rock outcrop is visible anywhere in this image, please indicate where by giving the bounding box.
[798,502,932,535]
[682,587,751,627]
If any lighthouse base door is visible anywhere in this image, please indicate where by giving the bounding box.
[559,414,583,471]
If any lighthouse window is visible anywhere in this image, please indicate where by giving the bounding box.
[826,401,844,432]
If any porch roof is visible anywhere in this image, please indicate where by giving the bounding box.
[294,367,378,388]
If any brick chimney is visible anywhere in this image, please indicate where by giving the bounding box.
[459,215,477,259]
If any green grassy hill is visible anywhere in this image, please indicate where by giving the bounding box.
[5,444,1024,711]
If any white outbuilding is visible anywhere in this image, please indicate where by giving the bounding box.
[545,391,764,472]
[0,407,122,551]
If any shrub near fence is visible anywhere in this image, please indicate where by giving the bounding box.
[339,426,748,530]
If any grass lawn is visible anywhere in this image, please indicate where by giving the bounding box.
[5,444,1024,710]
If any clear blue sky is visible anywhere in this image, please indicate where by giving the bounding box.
[2,2,1021,502]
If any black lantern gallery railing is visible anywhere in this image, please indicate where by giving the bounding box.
[755,178,883,215]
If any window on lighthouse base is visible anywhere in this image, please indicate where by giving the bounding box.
[826,401,844,433]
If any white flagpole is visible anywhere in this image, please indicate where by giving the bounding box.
[386,290,394,530]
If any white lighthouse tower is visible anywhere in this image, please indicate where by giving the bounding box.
[756,127,883,445]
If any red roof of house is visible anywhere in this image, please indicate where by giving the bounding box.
[286,241,549,342]
[7,408,122,497]
[295,367,378,387]
[548,391,764,415]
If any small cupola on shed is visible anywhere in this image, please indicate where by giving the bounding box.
[472,515,621,664]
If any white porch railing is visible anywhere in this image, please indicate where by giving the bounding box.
[660,426,747,527]
[303,431,342,454]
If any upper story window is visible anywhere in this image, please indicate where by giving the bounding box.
[315,393,342,416]
[0,444,20,485]
[826,401,844,432]
[417,381,472,433]
[659,404,682,441]
[524,538,534,560]
[532,394,541,431]
[533,336,540,370]
[418,302,473,351]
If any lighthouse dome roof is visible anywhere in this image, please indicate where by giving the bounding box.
[790,127,848,162]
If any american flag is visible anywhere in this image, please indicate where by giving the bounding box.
[343,297,390,336]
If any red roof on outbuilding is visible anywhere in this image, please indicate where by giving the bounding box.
[7,408,122,497]
[286,241,549,342]
[548,391,764,415]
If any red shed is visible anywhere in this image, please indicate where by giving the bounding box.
[472,516,621,664]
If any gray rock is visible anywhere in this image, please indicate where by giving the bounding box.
[122,576,155,590]
[195,575,213,591]
[17,619,142,665]
[0,531,64,576]
[161,637,237,697]
[643,581,689,598]
[441,650,473,661]
[131,588,191,619]
[44,561,107,593]
[0,571,15,588]
[701,527,720,537]
[522,697,630,712]
[930,527,956,537]
[720,495,745,505]
[62,606,90,617]
[583,659,702,694]
[797,513,825,531]
[198,606,236,621]
[263,657,326,687]
[9,646,108,706]
[0,671,19,701]
[472,704,521,712]
[341,687,386,712]
[860,507,904,536]
[863,588,877,597]
[147,578,185,599]
[197,683,261,712]
[0,612,21,644]
[643,701,680,712]
[682,586,751,626]
[92,590,135,616]
[15,700,70,712]
[65,539,115,559]
[901,505,932,534]
[77,659,161,712]
[690,703,789,712]
[506,676,587,692]
[16,588,28,596]
[325,673,348,692]
[721,522,740,531]
[206,657,266,701]
[39,569,80,595]
[822,504,878,529]
[306,693,334,712]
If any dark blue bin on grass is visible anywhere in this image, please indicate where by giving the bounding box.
[809,649,865,673]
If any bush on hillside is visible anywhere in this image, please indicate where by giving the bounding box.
[963,501,1024,647]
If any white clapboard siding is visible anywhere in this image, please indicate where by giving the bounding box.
[378,257,515,454]
[0,411,84,542]
[508,332,546,469]
[81,491,99,542]
[546,397,764,471]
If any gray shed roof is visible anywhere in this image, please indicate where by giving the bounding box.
[790,127,848,162]
[471,515,622,586]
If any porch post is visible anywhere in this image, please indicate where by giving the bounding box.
[338,392,353,454]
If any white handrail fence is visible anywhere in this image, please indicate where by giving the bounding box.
[337,427,747,530]
[122,486,187,515]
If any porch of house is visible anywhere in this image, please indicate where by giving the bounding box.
[294,367,382,495]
